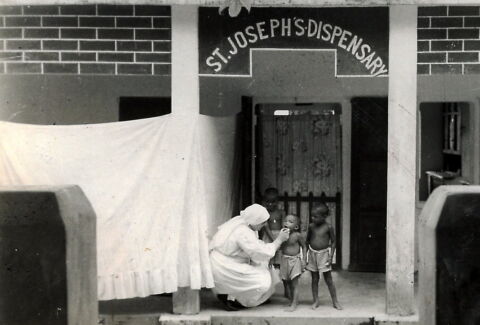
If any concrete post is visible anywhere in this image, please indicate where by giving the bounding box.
[171,4,199,116]
[172,287,200,315]
[0,186,97,325]
[386,5,417,316]
[170,5,201,315]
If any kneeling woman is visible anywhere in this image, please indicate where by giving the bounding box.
[209,204,290,310]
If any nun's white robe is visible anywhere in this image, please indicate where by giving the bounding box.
[209,224,281,307]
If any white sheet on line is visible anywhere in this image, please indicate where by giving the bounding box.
[0,114,236,300]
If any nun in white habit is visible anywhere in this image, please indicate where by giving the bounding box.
[209,204,290,309]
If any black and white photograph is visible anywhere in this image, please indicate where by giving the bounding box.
[0,1,479,325]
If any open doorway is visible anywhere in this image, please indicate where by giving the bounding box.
[252,102,343,267]
[419,102,472,201]
[349,97,388,273]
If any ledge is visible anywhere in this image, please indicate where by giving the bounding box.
[0,0,479,7]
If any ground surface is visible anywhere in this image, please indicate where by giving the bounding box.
[99,271,419,324]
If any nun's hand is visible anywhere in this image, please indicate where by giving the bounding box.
[277,228,290,242]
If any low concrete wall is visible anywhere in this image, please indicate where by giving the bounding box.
[0,185,97,325]
[419,185,480,325]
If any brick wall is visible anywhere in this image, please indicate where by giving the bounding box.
[418,6,480,75]
[0,5,171,75]
[1,5,479,76]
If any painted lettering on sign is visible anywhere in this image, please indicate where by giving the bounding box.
[199,7,389,77]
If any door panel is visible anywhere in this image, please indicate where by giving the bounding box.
[350,97,388,272]
[259,105,342,230]
[240,96,254,209]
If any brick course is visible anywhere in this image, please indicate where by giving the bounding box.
[448,6,479,16]
[465,17,480,27]
[44,62,78,73]
[464,63,480,73]
[0,4,170,75]
[0,6,21,15]
[60,5,96,16]
[44,40,78,50]
[0,5,477,76]
[431,40,462,51]
[117,63,151,74]
[43,17,78,27]
[6,62,41,73]
[80,63,115,74]
[448,52,478,62]
[61,52,96,61]
[80,17,115,28]
[7,40,41,50]
[25,52,59,61]
[417,5,480,75]
[5,16,41,27]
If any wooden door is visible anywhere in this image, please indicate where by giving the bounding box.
[350,98,388,272]
[258,104,342,232]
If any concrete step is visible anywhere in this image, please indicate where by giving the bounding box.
[100,314,418,325]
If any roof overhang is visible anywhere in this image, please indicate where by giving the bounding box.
[2,0,480,6]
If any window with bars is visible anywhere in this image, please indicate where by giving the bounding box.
[443,103,461,155]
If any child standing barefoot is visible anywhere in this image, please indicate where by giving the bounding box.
[306,203,343,310]
[279,214,307,312]
[261,188,286,268]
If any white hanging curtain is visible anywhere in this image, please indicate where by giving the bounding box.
[0,114,237,300]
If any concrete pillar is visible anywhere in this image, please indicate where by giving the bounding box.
[386,5,417,316]
[170,5,201,315]
[171,5,199,115]
[172,287,200,315]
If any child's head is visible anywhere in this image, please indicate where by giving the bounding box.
[311,203,329,225]
[282,214,300,232]
[263,187,280,212]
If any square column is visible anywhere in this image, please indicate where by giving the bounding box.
[172,5,199,115]
[386,5,417,316]
[171,5,201,314]
[172,287,200,315]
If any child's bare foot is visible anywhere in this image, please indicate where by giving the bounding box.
[285,304,298,312]
[311,300,320,309]
[333,301,343,310]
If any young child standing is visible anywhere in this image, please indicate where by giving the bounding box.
[306,203,343,310]
[261,187,286,267]
[279,214,307,312]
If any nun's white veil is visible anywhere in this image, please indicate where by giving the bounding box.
[209,203,269,251]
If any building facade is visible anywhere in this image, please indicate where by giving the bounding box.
[1,1,480,317]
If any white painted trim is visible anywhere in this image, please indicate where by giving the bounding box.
[171,5,199,115]
[340,99,351,271]
[1,0,480,6]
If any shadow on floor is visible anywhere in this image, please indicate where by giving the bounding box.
[100,271,389,317]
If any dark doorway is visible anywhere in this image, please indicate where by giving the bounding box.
[238,96,256,210]
[119,97,171,121]
[419,102,471,201]
[350,97,388,272]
